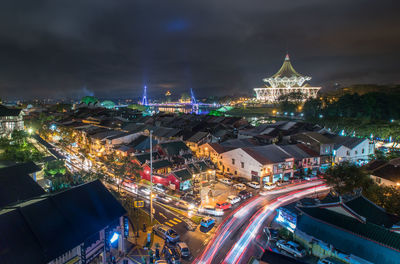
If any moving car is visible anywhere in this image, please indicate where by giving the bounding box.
[156,193,172,203]
[198,205,224,216]
[233,183,246,191]
[139,186,151,196]
[154,183,167,193]
[216,202,232,210]
[227,195,241,205]
[180,193,201,206]
[238,190,252,200]
[247,181,261,189]
[263,182,276,190]
[175,200,191,210]
[175,242,190,259]
[200,217,215,228]
[276,240,306,258]
[318,257,347,264]
[153,225,180,243]
[219,178,233,185]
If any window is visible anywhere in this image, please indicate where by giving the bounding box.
[355,150,358,155]
[232,159,235,165]
[362,148,365,154]
[241,162,244,168]
[227,168,230,172]
[375,177,381,184]
[346,151,350,156]
[235,171,237,175]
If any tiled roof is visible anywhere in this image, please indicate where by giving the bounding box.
[195,161,210,172]
[159,141,190,156]
[370,163,400,182]
[0,163,45,208]
[205,143,233,154]
[186,163,200,174]
[0,180,126,263]
[242,145,293,164]
[333,136,367,150]
[173,169,192,181]
[280,144,315,160]
[0,105,21,117]
[187,131,209,143]
[150,159,172,170]
[133,152,160,165]
[345,196,400,228]
[299,206,400,251]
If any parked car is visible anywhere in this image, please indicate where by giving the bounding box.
[247,181,261,189]
[200,217,215,228]
[235,177,249,184]
[233,183,246,191]
[318,257,346,264]
[238,190,252,200]
[153,225,180,243]
[175,242,190,259]
[180,193,201,206]
[162,245,179,264]
[156,193,172,203]
[219,178,233,185]
[263,227,279,240]
[198,205,224,216]
[227,195,241,205]
[139,186,151,196]
[154,183,167,193]
[122,180,137,192]
[276,240,306,258]
[216,202,232,210]
[263,182,276,190]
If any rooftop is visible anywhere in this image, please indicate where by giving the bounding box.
[298,206,400,252]
[0,180,126,263]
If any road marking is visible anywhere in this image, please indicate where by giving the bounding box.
[159,212,167,219]
[165,222,174,227]
[169,220,178,225]
[174,218,182,222]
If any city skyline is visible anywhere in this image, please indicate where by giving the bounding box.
[0,0,399,100]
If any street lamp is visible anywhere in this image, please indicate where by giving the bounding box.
[150,130,154,224]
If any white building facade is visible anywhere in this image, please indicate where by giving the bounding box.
[220,146,295,184]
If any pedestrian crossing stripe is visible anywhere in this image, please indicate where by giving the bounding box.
[165,222,174,227]
[174,218,182,222]
[169,220,178,225]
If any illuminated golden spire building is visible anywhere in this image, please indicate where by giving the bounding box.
[254,54,321,103]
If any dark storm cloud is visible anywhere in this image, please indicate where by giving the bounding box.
[0,0,399,100]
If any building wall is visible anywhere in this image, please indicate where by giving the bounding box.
[197,144,221,165]
[0,115,24,135]
[370,175,398,187]
[220,148,263,181]
[334,140,374,164]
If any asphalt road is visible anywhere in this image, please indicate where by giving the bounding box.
[195,182,330,264]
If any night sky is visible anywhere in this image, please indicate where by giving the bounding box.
[0,0,399,100]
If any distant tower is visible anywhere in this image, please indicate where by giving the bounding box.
[254,53,321,103]
[165,90,171,103]
[190,88,199,113]
[141,85,148,106]
[190,88,197,105]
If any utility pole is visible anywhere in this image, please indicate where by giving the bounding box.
[150,130,153,224]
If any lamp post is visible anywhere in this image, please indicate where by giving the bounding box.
[150,130,153,224]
